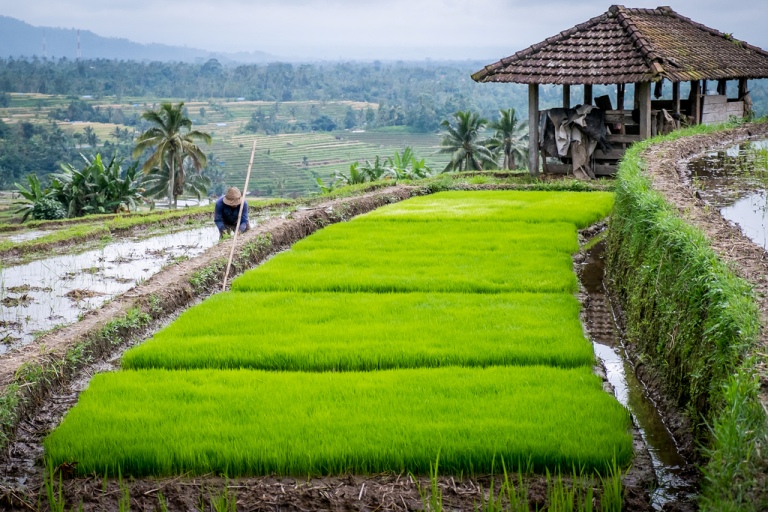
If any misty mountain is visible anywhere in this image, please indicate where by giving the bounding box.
[0,16,277,64]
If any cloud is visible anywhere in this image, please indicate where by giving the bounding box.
[0,0,765,60]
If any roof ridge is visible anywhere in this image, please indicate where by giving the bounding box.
[496,10,611,68]
[612,5,666,77]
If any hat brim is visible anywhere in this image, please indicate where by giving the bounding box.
[223,197,242,207]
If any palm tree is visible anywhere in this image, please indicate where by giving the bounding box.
[438,111,496,172]
[132,102,211,207]
[488,108,529,171]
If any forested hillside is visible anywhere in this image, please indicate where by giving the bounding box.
[1,57,766,192]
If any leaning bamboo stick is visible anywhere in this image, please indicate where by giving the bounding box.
[222,140,257,291]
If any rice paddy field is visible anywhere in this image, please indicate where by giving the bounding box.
[1,94,450,197]
[45,190,633,478]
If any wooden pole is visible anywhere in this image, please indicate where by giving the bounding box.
[222,140,257,292]
[690,80,701,124]
[637,82,652,139]
[563,84,571,109]
[672,81,681,129]
[528,84,540,176]
[584,84,593,105]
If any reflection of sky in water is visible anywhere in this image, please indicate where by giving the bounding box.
[594,341,694,507]
[0,227,220,351]
[689,140,768,249]
[721,191,768,249]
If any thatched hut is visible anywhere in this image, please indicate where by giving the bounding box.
[472,5,768,176]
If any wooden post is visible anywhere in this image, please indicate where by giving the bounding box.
[739,78,752,118]
[672,82,680,113]
[563,84,571,109]
[616,83,626,140]
[617,83,625,110]
[690,80,701,124]
[528,83,540,176]
[637,82,652,139]
[717,79,727,96]
[584,84,593,105]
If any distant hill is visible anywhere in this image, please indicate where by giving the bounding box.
[0,16,277,64]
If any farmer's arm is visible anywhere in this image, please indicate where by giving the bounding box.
[213,200,226,232]
[239,201,249,232]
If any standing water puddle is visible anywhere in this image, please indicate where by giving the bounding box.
[688,139,768,248]
[581,242,697,508]
[0,227,219,350]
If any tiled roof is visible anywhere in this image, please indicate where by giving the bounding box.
[472,5,768,85]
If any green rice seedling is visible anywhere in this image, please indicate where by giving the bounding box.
[157,491,169,512]
[44,366,633,478]
[118,469,130,512]
[123,292,594,371]
[415,454,444,512]
[502,459,530,512]
[598,456,625,512]
[231,247,577,294]
[43,458,65,512]
[209,485,237,512]
[285,220,580,255]
[357,191,614,228]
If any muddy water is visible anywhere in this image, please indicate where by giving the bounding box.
[0,227,220,350]
[688,139,768,248]
[581,242,698,509]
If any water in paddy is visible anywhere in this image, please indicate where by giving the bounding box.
[582,242,697,508]
[0,227,220,350]
[688,139,768,248]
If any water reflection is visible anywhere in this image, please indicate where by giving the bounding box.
[689,140,768,249]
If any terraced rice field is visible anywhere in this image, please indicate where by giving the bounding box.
[45,191,632,477]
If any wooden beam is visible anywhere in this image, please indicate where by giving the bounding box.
[563,84,571,109]
[637,82,652,139]
[528,84,539,176]
[584,84,593,105]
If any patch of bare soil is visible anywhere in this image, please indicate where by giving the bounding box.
[63,289,103,301]
[0,294,34,308]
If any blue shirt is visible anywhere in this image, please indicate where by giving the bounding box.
[214,196,249,233]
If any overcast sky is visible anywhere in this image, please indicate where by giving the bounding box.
[1,0,767,61]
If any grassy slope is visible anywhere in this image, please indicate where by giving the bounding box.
[44,366,632,477]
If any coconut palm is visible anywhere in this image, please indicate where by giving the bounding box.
[132,102,211,208]
[488,108,528,171]
[438,111,496,172]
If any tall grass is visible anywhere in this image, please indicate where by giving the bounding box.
[44,366,633,477]
[122,292,595,371]
[358,191,614,227]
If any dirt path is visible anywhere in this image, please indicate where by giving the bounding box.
[637,122,768,408]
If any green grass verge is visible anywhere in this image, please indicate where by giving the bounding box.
[44,366,633,477]
[122,292,595,371]
[605,120,768,510]
[358,191,614,227]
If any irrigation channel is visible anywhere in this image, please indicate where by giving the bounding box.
[578,240,697,509]
[0,209,283,350]
[687,139,768,248]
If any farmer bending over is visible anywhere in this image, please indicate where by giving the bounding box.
[214,187,249,238]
